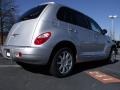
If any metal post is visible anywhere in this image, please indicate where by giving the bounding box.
[111,19,114,40]
[119,34,120,41]
[108,15,117,40]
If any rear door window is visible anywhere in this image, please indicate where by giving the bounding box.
[57,7,89,29]
[57,7,76,25]
[18,5,47,22]
[75,12,90,29]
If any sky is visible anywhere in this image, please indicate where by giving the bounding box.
[15,0,120,40]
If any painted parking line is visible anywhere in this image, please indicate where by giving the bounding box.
[86,70,120,84]
[0,65,21,68]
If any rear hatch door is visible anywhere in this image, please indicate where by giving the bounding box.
[5,19,38,46]
[5,4,47,46]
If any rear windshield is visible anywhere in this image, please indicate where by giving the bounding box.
[18,5,47,22]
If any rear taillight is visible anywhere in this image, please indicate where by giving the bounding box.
[34,32,51,45]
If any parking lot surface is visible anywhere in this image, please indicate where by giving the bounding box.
[0,52,120,90]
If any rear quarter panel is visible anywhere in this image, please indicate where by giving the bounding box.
[31,4,79,49]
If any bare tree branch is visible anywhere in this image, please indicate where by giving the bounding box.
[0,0,18,44]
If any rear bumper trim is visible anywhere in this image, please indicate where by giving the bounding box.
[1,45,52,65]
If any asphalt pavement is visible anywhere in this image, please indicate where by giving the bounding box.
[0,51,120,90]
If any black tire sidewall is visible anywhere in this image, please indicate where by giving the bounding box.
[108,48,116,63]
[50,47,75,77]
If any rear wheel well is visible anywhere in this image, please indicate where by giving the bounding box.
[48,41,77,65]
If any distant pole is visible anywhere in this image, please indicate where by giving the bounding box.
[108,15,117,40]
[109,29,112,39]
[119,34,120,41]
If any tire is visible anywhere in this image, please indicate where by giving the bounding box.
[50,47,75,77]
[107,48,116,64]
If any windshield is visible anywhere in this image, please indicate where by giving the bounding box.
[18,5,47,22]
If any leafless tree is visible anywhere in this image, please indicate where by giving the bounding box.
[0,0,18,44]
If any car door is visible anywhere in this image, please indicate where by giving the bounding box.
[65,9,97,61]
[89,19,106,57]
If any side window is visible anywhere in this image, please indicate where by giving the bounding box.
[75,13,90,29]
[19,5,47,22]
[89,19,102,33]
[57,7,76,25]
[57,7,89,29]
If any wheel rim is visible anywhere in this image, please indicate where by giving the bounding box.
[110,50,116,63]
[56,51,73,74]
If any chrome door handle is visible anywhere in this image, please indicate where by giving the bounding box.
[12,33,20,37]
[68,29,77,32]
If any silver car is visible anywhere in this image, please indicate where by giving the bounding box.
[1,2,116,77]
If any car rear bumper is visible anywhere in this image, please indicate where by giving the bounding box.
[1,45,52,65]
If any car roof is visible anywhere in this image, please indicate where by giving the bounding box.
[40,2,58,5]
[39,2,91,20]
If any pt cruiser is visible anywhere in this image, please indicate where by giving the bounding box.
[1,2,116,77]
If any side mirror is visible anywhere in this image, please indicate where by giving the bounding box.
[102,29,107,35]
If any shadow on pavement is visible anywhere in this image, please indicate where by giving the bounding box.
[73,60,119,74]
[16,62,51,76]
[16,59,119,78]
